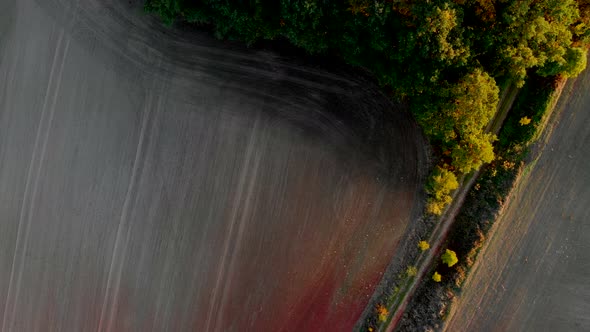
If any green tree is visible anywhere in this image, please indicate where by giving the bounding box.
[537,47,588,77]
[447,69,498,173]
[416,4,470,65]
[416,68,498,174]
[494,0,581,85]
[451,132,496,174]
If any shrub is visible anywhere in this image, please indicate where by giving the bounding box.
[406,266,418,278]
[432,272,442,282]
[519,116,531,126]
[441,249,459,267]
[418,240,430,251]
[454,266,467,288]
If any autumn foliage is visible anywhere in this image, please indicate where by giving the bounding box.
[418,240,430,251]
[375,303,389,322]
[426,167,459,215]
[441,249,459,267]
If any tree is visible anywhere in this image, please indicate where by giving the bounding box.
[537,47,588,78]
[451,69,499,131]
[447,69,498,173]
[426,166,458,215]
[494,0,582,85]
[416,3,470,65]
[451,132,496,174]
[441,249,459,267]
[415,68,498,174]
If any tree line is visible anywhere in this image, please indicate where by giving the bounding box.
[145,0,589,213]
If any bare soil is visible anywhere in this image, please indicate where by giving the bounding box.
[0,1,429,331]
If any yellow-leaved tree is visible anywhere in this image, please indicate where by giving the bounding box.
[441,249,459,267]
